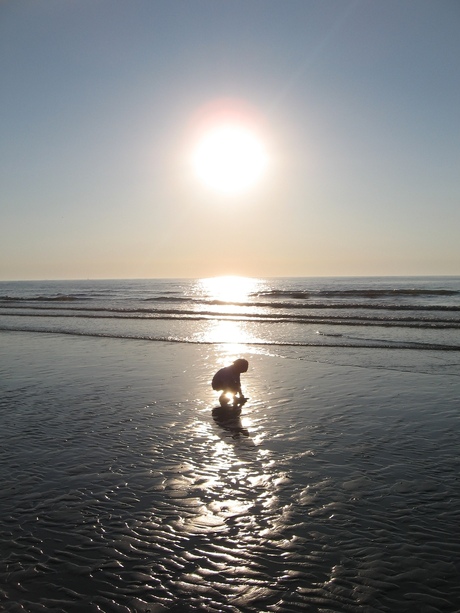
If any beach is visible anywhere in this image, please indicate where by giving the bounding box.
[1,320,460,612]
[4,0,460,608]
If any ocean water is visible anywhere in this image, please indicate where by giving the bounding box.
[1,275,460,357]
[1,277,460,612]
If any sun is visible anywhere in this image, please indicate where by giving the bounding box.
[192,123,269,195]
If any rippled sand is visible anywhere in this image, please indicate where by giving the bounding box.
[1,331,460,612]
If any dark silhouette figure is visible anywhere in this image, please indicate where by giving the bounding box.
[212,404,249,438]
[211,358,249,407]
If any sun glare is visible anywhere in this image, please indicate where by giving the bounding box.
[198,275,260,303]
[192,124,269,195]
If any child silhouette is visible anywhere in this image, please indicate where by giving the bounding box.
[211,359,249,407]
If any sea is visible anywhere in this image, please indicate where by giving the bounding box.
[1,275,460,362]
[1,276,460,612]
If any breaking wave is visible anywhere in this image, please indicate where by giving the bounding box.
[253,288,459,299]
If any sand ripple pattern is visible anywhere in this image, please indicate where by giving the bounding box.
[1,335,460,612]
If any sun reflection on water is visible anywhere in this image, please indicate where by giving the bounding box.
[197,275,261,304]
[161,276,292,545]
[190,276,273,350]
[204,319,253,347]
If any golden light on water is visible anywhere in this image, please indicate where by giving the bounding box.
[204,319,250,347]
[194,276,264,347]
[198,275,260,303]
[159,272,282,542]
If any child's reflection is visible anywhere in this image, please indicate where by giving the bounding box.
[212,404,249,438]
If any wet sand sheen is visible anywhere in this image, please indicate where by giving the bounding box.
[1,331,460,612]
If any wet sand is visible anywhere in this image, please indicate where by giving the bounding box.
[1,331,460,612]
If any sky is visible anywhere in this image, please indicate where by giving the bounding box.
[1,0,459,280]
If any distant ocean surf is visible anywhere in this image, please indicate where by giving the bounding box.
[1,276,460,352]
[1,277,460,612]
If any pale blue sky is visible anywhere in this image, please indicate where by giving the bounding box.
[1,0,459,279]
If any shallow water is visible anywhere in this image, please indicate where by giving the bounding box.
[1,331,460,612]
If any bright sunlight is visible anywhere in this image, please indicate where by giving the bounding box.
[192,124,269,195]
[198,275,260,303]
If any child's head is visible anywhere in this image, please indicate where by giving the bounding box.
[233,358,249,373]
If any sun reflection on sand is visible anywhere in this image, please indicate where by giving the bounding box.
[162,373,287,543]
[164,428,286,538]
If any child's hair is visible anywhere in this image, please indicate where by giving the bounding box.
[233,358,249,372]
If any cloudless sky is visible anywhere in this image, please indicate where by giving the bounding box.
[1,0,459,280]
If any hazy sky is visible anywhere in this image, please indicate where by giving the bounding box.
[1,0,459,280]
